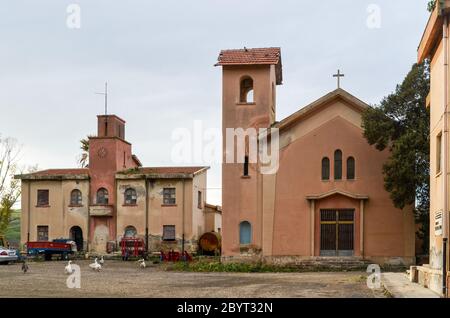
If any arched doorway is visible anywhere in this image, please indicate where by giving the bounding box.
[124,226,137,238]
[70,226,83,251]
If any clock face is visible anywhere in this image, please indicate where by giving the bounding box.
[97,147,108,158]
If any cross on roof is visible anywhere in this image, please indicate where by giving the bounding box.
[333,69,345,89]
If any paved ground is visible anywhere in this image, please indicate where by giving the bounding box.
[0,260,386,298]
[381,273,441,298]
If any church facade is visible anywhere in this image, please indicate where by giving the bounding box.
[217,47,416,266]
[16,115,217,254]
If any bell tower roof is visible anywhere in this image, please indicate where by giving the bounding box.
[215,47,283,85]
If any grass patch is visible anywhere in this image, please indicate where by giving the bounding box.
[165,260,302,273]
[4,210,20,243]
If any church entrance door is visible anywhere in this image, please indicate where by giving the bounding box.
[320,209,354,256]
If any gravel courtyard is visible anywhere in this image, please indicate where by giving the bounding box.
[0,260,386,298]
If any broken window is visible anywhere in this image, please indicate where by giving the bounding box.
[163,188,176,205]
[37,225,49,241]
[70,189,82,206]
[163,225,176,241]
[124,188,137,205]
[37,189,49,206]
[124,225,137,238]
[96,188,109,205]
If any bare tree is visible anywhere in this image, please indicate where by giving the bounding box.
[0,136,21,235]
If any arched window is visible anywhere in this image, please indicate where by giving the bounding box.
[347,157,355,180]
[239,221,252,245]
[124,188,137,205]
[321,157,330,180]
[334,150,342,180]
[96,188,109,205]
[124,226,137,238]
[240,76,254,103]
[70,189,82,205]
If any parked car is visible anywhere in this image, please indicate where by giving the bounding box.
[0,238,18,264]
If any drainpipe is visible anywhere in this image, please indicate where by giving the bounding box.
[444,14,449,297]
[87,176,91,252]
[27,181,31,243]
[181,179,185,257]
[145,177,149,255]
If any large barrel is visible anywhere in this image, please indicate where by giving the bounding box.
[198,232,221,254]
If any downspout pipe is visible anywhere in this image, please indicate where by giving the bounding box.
[181,179,185,258]
[443,14,449,297]
[27,181,30,243]
[145,178,149,256]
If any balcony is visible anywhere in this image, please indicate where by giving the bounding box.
[89,205,113,217]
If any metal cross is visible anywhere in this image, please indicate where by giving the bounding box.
[333,70,345,89]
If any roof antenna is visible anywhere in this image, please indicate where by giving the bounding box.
[95,82,108,115]
[244,46,248,52]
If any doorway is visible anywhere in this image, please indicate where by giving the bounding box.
[70,226,83,251]
[320,209,354,256]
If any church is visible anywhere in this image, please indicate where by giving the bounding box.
[216,47,416,266]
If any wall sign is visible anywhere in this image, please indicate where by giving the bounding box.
[435,211,443,236]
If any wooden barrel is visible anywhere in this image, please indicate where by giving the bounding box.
[198,232,221,254]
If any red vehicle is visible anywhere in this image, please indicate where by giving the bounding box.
[26,240,76,260]
[160,250,192,262]
[120,238,145,260]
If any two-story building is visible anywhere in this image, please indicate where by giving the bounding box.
[15,114,214,254]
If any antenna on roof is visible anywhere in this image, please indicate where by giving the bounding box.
[95,82,108,115]
[244,47,248,52]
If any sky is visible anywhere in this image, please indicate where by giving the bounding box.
[0,0,431,206]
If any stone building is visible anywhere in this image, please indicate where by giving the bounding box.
[417,1,450,296]
[16,114,214,254]
[216,47,416,266]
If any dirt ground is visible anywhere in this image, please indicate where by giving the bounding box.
[0,260,386,298]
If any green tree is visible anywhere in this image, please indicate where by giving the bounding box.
[362,62,430,253]
[0,137,21,236]
[428,0,437,12]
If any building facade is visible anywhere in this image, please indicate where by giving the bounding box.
[216,47,416,266]
[417,1,450,296]
[16,115,214,254]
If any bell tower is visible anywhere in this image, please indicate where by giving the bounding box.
[88,114,139,252]
[215,47,283,256]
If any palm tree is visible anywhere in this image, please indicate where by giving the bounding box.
[78,138,89,168]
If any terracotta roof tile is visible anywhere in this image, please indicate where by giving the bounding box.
[215,47,283,84]
[215,47,281,66]
[119,166,209,175]
[29,169,89,176]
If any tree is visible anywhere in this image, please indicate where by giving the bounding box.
[0,137,21,236]
[362,62,430,252]
[428,0,437,12]
[78,137,89,168]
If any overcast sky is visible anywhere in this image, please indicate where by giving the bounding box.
[0,0,431,205]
